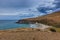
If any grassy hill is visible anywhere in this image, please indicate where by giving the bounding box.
[39,11,60,27]
[17,11,60,27]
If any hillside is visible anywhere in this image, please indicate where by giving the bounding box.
[0,28,60,40]
[17,11,60,27]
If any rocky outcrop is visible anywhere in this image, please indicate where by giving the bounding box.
[16,19,42,24]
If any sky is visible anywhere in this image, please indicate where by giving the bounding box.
[0,0,60,20]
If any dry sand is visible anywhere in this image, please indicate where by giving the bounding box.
[0,28,60,40]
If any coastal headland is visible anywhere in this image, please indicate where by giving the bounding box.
[17,11,60,28]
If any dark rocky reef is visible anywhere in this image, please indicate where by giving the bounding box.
[16,19,41,24]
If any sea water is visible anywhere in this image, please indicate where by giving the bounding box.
[0,20,30,30]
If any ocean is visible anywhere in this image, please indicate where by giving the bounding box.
[0,20,30,30]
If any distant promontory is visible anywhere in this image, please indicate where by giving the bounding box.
[16,11,60,27]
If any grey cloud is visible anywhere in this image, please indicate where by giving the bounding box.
[37,0,60,14]
[0,0,40,8]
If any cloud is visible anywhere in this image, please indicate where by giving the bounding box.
[0,0,41,8]
[37,0,60,14]
[0,13,19,15]
[0,0,60,20]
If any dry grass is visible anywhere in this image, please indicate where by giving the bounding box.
[52,27,60,32]
[0,28,60,40]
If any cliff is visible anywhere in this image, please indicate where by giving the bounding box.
[17,11,60,27]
